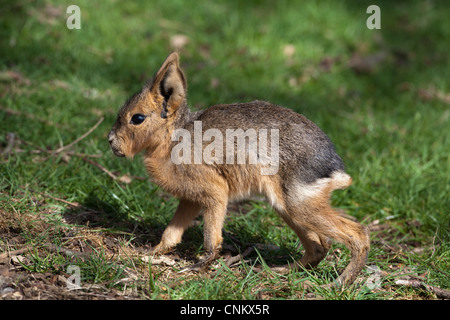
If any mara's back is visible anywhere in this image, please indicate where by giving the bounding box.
[184,100,345,184]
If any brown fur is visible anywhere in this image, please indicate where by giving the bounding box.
[108,52,370,286]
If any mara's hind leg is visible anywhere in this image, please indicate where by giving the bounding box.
[261,178,331,272]
[279,215,330,269]
[280,172,370,286]
[281,201,369,286]
[297,226,331,268]
[294,202,370,286]
[325,212,370,285]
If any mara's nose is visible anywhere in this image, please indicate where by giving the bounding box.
[108,131,115,144]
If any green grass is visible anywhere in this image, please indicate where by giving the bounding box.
[1,0,449,300]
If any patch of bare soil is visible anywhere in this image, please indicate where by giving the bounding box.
[0,266,115,300]
[0,204,142,300]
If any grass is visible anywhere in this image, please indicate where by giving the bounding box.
[0,0,449,300]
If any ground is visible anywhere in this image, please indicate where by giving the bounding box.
[0,191,448,300]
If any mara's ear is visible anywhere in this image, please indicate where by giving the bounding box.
[149,52,187,119]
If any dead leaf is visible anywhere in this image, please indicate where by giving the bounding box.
[170,34,189,50]
[283,44,296,58]
[210,78,220,89]
[318,56,340,72]
[28,4,63,25]
[49,79,70,90]
[10,255,29,267]
[348,50,388,74]
[435,90,450,104]
[288,77,298,88]
[118,174,132,184]
[365,265,387,290]
[0,71,31,85]
[282,44,296,67]
[142,255,176,266]
[198,44,212,60]
[60,152,71,163]
[418,86,450,104]
[1,132,16,157]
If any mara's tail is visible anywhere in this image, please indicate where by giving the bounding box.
[329,171,352,191]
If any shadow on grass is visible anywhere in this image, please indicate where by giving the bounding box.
[61,191,166,247]
[61,189,303,267]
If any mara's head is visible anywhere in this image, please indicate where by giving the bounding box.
[108,52,187,158]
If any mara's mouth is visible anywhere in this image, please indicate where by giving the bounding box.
[111,147,125,158]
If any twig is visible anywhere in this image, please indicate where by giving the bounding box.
[44,244,89,260]
[0,246,31,261]
[28,188,99,214]
[65,151,102,158]
[0,105,62,128]
[1,132,15,156]
[18,139,102,159]
[395,279,450,299]
[0,243,88,262]
[225,246,255,267]
[82,157,146,183]
[82,157,118,180]
[53,117,104,154]
[30,189,80,208]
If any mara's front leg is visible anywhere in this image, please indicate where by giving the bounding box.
[184,199,228,271]
[150,199,201,255]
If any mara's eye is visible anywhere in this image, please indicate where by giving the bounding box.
[130,114,146,125]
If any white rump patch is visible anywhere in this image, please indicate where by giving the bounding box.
[329,171,352,190]
[295,171,352,202]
